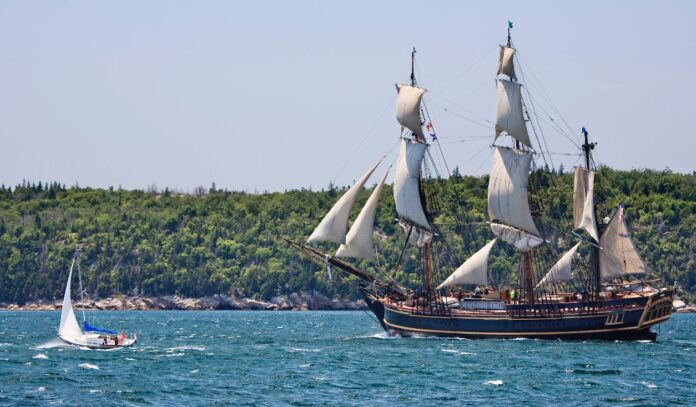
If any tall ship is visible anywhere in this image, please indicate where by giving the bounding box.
[289,25,673,340]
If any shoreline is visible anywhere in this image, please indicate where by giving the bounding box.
[0,293,368,311]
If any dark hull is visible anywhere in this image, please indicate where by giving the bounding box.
[362,290,673,341]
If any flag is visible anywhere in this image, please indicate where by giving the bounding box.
[581,127,588,136]
[618,201,625,221]
[426,122,437,141]
[508,20,513,29]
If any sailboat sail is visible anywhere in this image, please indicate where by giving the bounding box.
[573,167,599,241]
[393,139,430,230]
[536,242,581,288]
[395,84,425,139]
[438,239,497,289]
[599,210,647,279]
[495,80,531,148]
[308,160,381,244]
[487,147,541,251]
[58,263,82,339]
[336,170,389,259]
[496,46,517,81]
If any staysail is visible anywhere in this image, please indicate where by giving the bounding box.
[573,167,599,241]
[308,160,381,244]
[495,80,531,148]
[438,239,497,289]
[599,210,647,279]
[393,139,430,230]
[395,84,425,139]
[487,147,542,251]
[536,242,581,288]
[58,262,82,339]
[336,170,389,259]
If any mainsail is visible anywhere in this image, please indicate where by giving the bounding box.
[438,239,497,289]
[393,139,430,230]
[599,211,647,279]
[308,160,381,244]
[573,167,599,241]
[395,84,425,139]
[536,242,581,288]
[58,263,82,339]
[336,170,388,259]
[487,147,542,251]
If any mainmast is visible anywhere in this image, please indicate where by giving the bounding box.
[581,127,601,298]
[410,47,417,87]
[76,245,86,323]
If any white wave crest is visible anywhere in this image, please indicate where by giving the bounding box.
[79,363,100,370]
[32,353,48,360]
[484,380,504,386]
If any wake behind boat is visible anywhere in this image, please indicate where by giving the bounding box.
[58,246,137,349]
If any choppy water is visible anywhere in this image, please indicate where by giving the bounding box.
[0,311,694,406]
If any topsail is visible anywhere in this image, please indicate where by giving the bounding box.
[496,46,517,81]
[573,167,599,241]
[393,139,430,230]
[308,160,381,244]
[395,84,425,139]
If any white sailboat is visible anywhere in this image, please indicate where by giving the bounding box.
[58,246,137,349]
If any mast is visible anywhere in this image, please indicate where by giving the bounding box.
[581,127,601,299]
[76,245,86,323]
[410,47,416,87]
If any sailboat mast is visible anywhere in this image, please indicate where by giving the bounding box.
[76,246,86,323]
[410,47,416,87]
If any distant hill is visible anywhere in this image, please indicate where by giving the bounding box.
[0,167,694,304]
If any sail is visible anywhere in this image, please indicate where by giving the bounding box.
[395,84,425,139]
[536,242,581,288]
[437,239,497,289]
[599,211,647,279]
[495,80,531,148]
[58,265,82,339]
[489,223,543,252]
[573,167,599,241]
[336,170,388,259]
[496,45,517,81]
[308,160,381,244]
[488,147,540,242]
[393,139,430,230]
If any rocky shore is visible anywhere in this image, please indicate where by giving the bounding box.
[0,292,368,311]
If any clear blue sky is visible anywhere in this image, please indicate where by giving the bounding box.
[0,1,693,192]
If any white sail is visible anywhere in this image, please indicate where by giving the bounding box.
[496,45,517,81]
[490,223,543,252]
[308,160,381,244]
[58,263,82,339]
[573,167,599,241]
[336,170,388,259]
[395,84,425,139]
[599,211,647,280]
[393,139,430,230]
[437,239,497,289]
[536,242,581,288]
[488,147,540,243]
[495,80,531,148]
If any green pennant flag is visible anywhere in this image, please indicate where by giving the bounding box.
[508,20,514,29]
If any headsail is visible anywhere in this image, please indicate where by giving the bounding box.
[536,242,581,288]
[495,80,531,148]
[395,84,425,139]
[573,167,599,241]
[336,170,389,259]
[393,139,430,230]
[599,210,647,279]
[437,239,497,289]
[487,147,541,251]
[496,45,517,81]
[58,262,82,339]
[308,160,381,244]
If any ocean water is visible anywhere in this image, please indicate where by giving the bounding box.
[0,311,694,406]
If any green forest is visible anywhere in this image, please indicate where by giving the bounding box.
[0,167,694,305]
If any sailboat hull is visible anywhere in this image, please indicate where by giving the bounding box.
[59,334,137,350]
[368,290,673,341]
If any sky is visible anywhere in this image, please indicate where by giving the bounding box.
[0,1,694,192]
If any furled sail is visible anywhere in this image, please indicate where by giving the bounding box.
[437,239,497,289]
[58,264,82,339]
[308,160,381,244]
[395,84,425,139]
[599,211,647,280]
[573,167,599,241]
[488,147,540,251]
[335,170,388,259]
[393,139,430,230]
[496,45,517,81]
[495,80,531,148]
[536,242,581,288]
